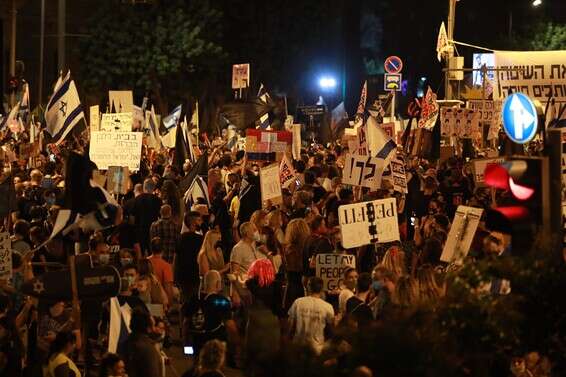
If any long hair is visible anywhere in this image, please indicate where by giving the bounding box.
[393,276,420,308]
[379,246,406,279]
[250,209,267,230]
[197,340,226,373]
[284,218,311,253]
[247,258,275,287]
[161,179,182,221]
[266,209,282,230]
[199,229,223,269]
[417,265,445,303]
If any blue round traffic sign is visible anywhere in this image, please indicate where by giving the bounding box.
[501,93,538,144]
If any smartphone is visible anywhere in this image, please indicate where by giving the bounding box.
[184,346,194,355]
[410,217,416,226]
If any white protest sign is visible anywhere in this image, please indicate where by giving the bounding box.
[441,206,483,264]
[0,232,12,280]
[467,100,503,141]
[342,154,386,190]
[279,154,297,189]
[338,198,400,249]
[315,254,356,291]
[232,63,250,89]
[292,124,301,160]
[89,131,143,171]
[260,163,282,207]
[90,105,100,132]
[472,158,505,186]
[493,50,566,103]
[109,90,133,113]
[100,113,133,132]
[357,124,368,155]
[390,155,408,194]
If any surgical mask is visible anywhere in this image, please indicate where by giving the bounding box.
[253,232,261,242]
[372,281,384,291]
[46,196,56,206]
[121,258,133,266]
[99,254,110,265]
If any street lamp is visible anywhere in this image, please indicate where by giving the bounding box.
[318,77,337,90]
[532,0,542,7]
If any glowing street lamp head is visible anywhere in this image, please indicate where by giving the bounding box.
[319,77,337,89]
[532,0,542,6]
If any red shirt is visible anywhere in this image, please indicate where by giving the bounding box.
[148,254,173,286]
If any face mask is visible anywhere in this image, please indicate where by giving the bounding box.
[253,232,261,242]
[99,254,110,265]
[121,258,133,266]
[372,281,384,291]
[125,275,136,285]
[46,196,56,206]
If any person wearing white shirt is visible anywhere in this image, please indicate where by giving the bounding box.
[230,221,265,274]
[288,276,335,354]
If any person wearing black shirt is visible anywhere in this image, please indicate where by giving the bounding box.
[345,273,374,329]
[176,212,204,303]
[131,179,162,255]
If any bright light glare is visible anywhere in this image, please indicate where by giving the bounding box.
[532,0,542,6]
[319,77,337,89]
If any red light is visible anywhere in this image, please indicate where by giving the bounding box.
[508,177,535,200]
[495,206,530,220]
[484,164,510,190]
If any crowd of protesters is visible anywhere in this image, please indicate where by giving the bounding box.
[0,124,526,377]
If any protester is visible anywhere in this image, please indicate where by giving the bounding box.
[44,331,81,377]
[176,211,204,303]
[150,204,181,263]
[148,237,175,304]
[123,308,163,377]
[99,353,127,377]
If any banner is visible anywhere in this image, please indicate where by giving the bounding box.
[259,163,282,208]
[232,63,250,89]
[315,254,356,291]
[0,232,11,280]
[246,129,292,161]
[441,206,483,264]
[440,108,480,139]
[90,105,100,132]
[100,113,133,132]
[89,131,143,171]
[342,154,386,190]
[494,50,566,103]
[109,90,133,113]
[390,155,408,194]
[338,198,400,249]
[472,158,505,186]
[467,100,503,140]
[279,154,297,189]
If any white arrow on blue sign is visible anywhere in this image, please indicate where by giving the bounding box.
[501,93,538,144]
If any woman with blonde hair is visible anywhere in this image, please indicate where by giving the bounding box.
[282,219,311,309]
[198,229,229,276]
[250,210,268,231]
[266,209,285,245]
[393,276,421,308]
[378,246,407,279]
[195,339,227,377]
[417,265,445,303]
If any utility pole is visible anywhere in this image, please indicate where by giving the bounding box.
[39,0,45,105]
[9,0,17,107]
[445,0,457,101]
[57,0,66,72]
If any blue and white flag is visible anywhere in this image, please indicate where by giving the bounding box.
[0,102,20,131]
[257,83,270,129]
[367,115,396,161]
[184,175,209,208]
[145,105,162,150]
[162,104,182,133]
[45,71,85,144]
[19,82,30,122]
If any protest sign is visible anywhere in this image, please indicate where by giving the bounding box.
[390,155,408,194]
[493,50,566,103]
[467,100,503,141]
[259,163,282,208]
[90,105,100,132]
[132,105,144,130]
[357,124,368,155]
[232,64,250,89]
[100,113,133,132]
[109,90,133,113]
[107,166,130,195]
[279,154,297,189]
[246,129,292,162]
[418,87,439,130]
[89,131,143,171]
[342,154,386,190]
[292,124,301,160]
[0,232,12,280]
[315,254,356,291]
[441,206,483,264]
[472,158,505,186]
[338,198,400,249]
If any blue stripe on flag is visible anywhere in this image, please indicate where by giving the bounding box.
[52,104,84,141]
[376,139,397,159]
[46,77,71,111]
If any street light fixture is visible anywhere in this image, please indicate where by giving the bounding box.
[318,77,337,90]
[532,0,542,7]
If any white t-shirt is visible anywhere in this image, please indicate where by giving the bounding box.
[288,296,335,354]
[230,240,259,272]
[338,288,354,315]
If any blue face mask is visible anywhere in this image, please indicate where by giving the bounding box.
[372,281,384,291]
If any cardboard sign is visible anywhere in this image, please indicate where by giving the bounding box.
[279,154,297,189]
[232,64,250,89]
[442,108,480,139]
[259,163,282,208]
[467,100,502,140]
[107,166,130,195]
[441,206,483,264]
[390,156,408,194]
[109,90,133,113]
[292,124,301,160]
[246,129,292,162]
[0,233,12,280]
[100,113,133,132]
[90,105,100,132]
[342,154,386,190]
[89,131,143,171]
[315,254,356,291]
[338,198,400,249]
[417,87,439,130]
[472,158,505,186]
[357,124,368,155]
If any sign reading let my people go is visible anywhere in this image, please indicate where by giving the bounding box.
[338,198,400,249]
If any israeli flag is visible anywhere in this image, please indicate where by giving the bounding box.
[162,104,182,132]
[0,102,20,131]
[367,115,396,161]
[45,71,85,144]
